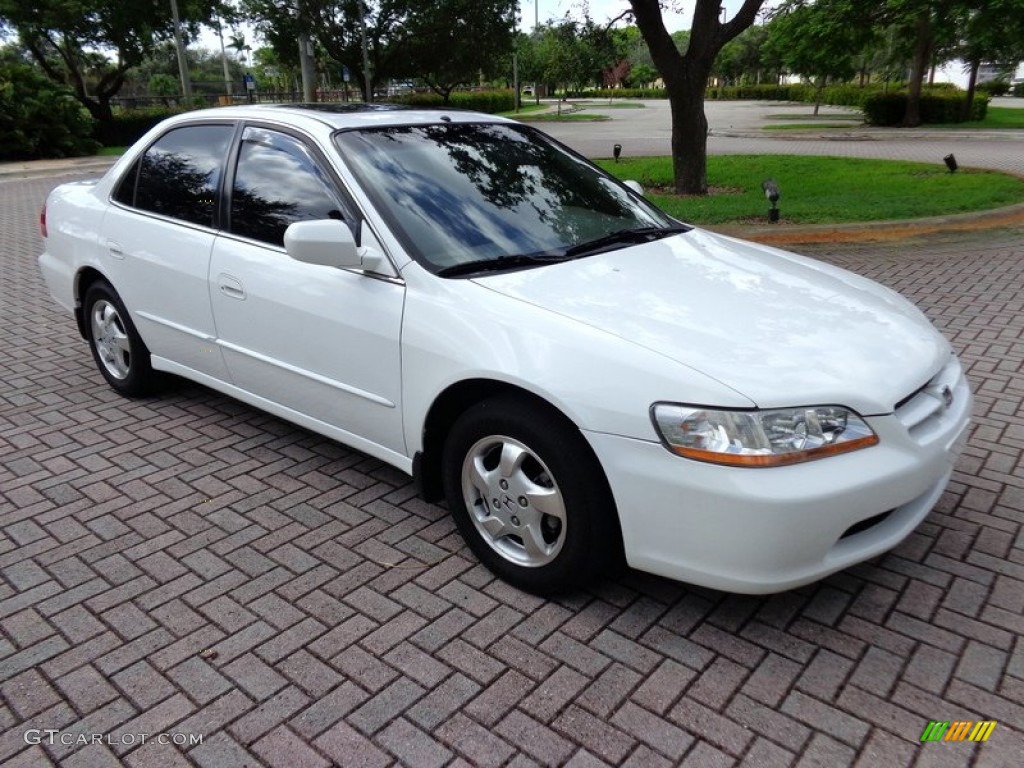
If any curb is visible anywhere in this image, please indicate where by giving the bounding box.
[0,158,117,182]
[711,128,1024,142]
[707,201,1024,246]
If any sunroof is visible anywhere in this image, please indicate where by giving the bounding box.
[269,103,411,113]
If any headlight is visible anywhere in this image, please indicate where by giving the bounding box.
[651,404,879,467]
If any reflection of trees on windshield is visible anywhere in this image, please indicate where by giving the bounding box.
[136,152,219,226]
[339,124,669,268]
[424,124,640,243]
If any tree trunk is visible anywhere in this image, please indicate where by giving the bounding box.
[665,68,710,194]
[964,59,980,121]
[814,77,825,116]
[901,10,932,128]
[631,0,765,195]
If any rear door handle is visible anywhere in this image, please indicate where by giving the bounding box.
[217,274,246,300]
[106,240,124,258]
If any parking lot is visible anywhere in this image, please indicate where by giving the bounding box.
[2,157,1023,765]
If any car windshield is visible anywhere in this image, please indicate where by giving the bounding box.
[334,122,682,274]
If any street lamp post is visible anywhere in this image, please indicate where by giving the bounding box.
[358,0,372,102]
[216,18,232,100]
[169,0,193,100]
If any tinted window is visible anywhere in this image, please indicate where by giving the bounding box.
[229,127,345,247]
[335,123,674,271]
[134,124,233,227]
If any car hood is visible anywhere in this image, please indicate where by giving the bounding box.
[470,228,950,414]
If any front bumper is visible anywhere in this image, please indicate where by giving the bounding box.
[584,358,972,594]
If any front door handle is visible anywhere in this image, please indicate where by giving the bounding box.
[217,274,246,300]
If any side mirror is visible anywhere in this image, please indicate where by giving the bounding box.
[284,219,382,271]
[623,180,644,196]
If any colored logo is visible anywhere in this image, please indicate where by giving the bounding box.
[920,721,997,743]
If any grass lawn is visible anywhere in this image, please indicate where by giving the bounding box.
[574,101,646,109]
[932,106,1024,129]
[764,113,862,120]
[96,146,127,156]
[763,122,863,130]
[516,112,609,122]
[596,155,1024,225]
[495,103,547,118]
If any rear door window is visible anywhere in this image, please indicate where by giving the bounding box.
[132,124,233,228]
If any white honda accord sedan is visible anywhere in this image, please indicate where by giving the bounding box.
[39,104,972,595]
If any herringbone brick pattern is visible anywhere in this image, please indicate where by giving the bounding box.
[2,175,1022,766]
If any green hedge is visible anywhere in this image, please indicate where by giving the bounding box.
[0,62,98,159]
[94,107,188,148]
[566,87,669,99]
[706,84,812,101]
[863,92,989,125]
[394,90,515,113]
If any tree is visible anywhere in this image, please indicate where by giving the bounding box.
[148,73,180,105]
[395,0,516,101]
[764,4,869,113]
[714,25,770,86]
[958,0,1024,118]
[0,46,98,159]
[0,0,224,123]
[630,0,766,194]
[627,63,658,87]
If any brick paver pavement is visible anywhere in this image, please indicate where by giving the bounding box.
[2,173,1022,767]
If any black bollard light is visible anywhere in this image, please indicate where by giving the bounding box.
[613,143,622,162]
[944,154,958,173]
[762,179,781,223]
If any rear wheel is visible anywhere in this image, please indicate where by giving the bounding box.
[442,394,618,594]
[84,280,155,396]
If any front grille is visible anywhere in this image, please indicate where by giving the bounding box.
[893,357,963,442]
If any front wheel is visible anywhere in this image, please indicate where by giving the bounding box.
[83,280,156,397]
[442,394,619,595]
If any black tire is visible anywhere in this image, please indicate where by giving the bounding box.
[442,393,620,595]
[83,280,156,397]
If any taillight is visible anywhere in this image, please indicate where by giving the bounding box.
[40,202,47,238]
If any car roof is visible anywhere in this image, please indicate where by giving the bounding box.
[175,103,512,132]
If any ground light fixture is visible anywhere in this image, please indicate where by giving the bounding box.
[762,178,781,223]
[944,153,958,173]
[613,143,622,162]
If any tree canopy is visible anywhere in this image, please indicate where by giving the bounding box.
[241,0,516,103]
[0,0,226,121]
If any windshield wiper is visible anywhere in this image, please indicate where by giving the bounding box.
[435,224,691,278]
[435,252,568,278]
[563,224,691,258]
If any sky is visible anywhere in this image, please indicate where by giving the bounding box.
[519,0,784,32]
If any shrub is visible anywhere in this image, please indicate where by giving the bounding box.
[863,91,989,125]
[94,107,187,147]
[394,89,515,113]
[1014,81,1024,97]
[0,62,98,159]
[978,79,1010,96]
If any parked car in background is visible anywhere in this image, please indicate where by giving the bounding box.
[39,104,971,595]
